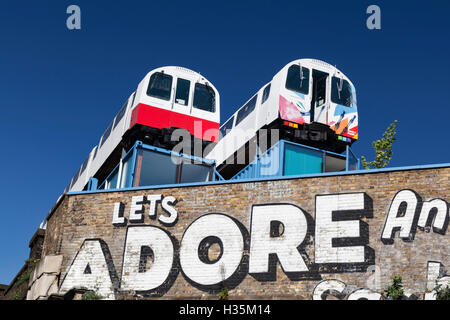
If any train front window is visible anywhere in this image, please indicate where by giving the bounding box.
[331,77,353,107]
[175,78,190,106]
[193,83,216,112]
[285,65,310,95]
[147,72,173,101]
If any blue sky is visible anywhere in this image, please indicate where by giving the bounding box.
[0,0,449,284]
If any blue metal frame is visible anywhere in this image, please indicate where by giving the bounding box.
[87,177,98,191]
[125,143,138,188]
[213,168,225,181]
[279,140,285,176]
[98,165,119,190]
[346,145,360,171]
[283,139,345,158]
[231,139,347,180]
[97,140,140,190]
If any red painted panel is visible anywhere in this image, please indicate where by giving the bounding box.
[129,103,219,142]
[342,126,358,139]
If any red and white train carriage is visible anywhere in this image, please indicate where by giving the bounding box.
[65,66,220,193]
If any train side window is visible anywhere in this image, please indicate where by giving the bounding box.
[235,95,257,126]
[193,83,216,112]
[147,72,173,101]
[100,121,113,147]
[331,77,353,107]
[92,146,98,160]
[71,167,81,188]
[262,83,271,104]
[219,116,234,138]
[69,177,75,189]
[113,99,128,129]
[130,91,136,107]
[286,65,310,95]
[175,78,190,106]
[80,156,89,174]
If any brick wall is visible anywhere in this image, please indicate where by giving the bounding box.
[40,166,450,300]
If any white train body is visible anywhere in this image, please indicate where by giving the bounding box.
[207,58,358,170]
[66,66,220,193]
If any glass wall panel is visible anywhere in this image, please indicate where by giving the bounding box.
[138,149,178,186]
[347,148,359,171]
[180,161,211,183]
[324,154,346,172]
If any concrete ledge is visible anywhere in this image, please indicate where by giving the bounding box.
[27,255,63,300]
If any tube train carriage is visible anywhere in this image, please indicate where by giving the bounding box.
[206,58,358,179]
[64,66,220,193]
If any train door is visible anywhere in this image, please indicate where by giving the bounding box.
[311,69,329,124]
[171,74,199,133]
[172,76,193,115]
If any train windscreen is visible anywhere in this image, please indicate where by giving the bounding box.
[331,77,353,107]
[147,72,173,101]
[286,65,310,95]
[193,83,215,112]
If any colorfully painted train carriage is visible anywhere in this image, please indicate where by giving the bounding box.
[65,66,220,193]
[206,58,358,177]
